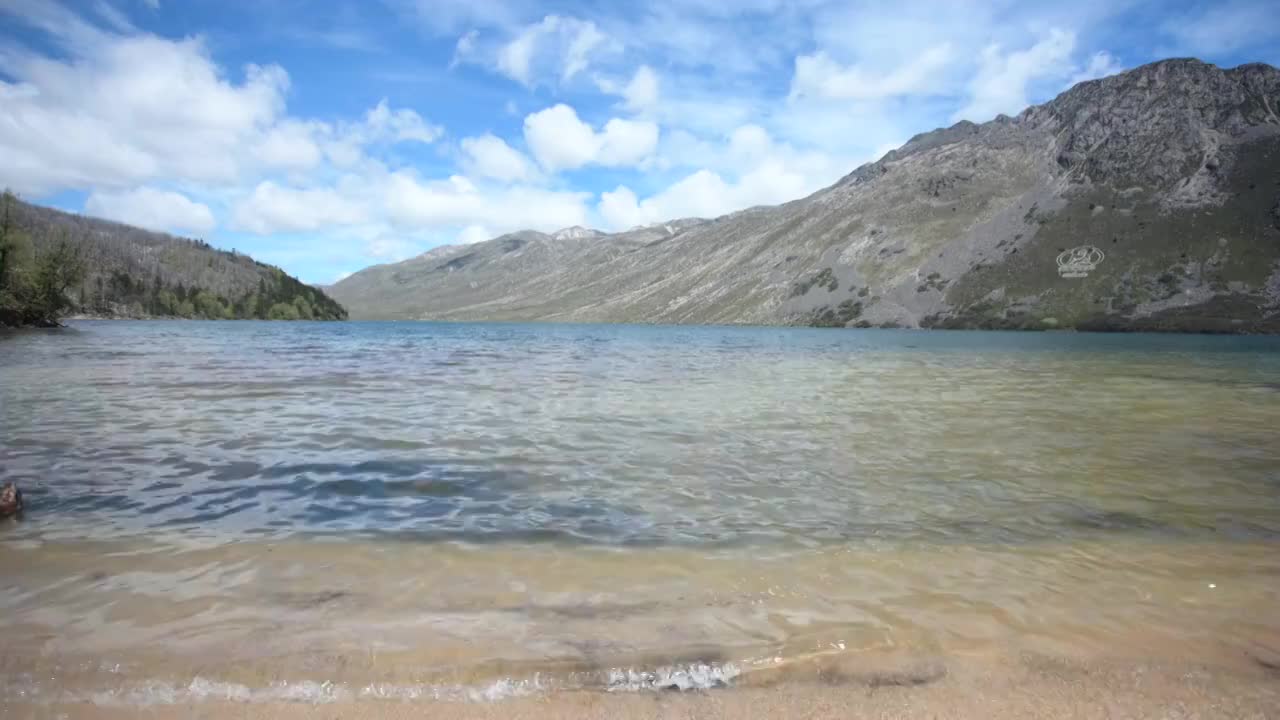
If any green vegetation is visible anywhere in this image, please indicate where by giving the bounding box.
[79,265,345,322]
[809,299,863,327]
[0,191,347,327]
[790,267,839,298]
[0,192,88,327]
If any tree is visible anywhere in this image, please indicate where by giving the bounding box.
[0,200,35,326]
[292,295,313,320]
[0,190,15,295]
[28,236,87,324]
[234,291,259,319]
[267,302,300,320]
[93,276,110,314]
[155,288,177,316]
[192,290,227,319]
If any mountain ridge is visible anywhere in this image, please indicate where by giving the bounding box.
[1,196,348,324]
[330,58,1280,332]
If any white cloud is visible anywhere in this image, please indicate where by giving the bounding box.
[232,181,367,234]
[366,233,419,261]
[252,100,438,175]
[1066,51,1124,87]
[728,124,771,164]
[497,27,539,84]
[563,20,607,81]
[85,186,215,235]
[789,45,953,101]
[385,171,590,233]
[256,121,325,172]
[0,33,287,194]
[605,2,795,76]
[351,99,443,145]
[598,161,817,230]
[524,105,599,170]
[460,134,534,182]
[523,104,658,171]
[457,224,493,244]
[653,122,850,188]
[495,15,613,86]
[0,11,441,197]
[598,186,645,229]
[92,0,135,33]
[141,0,160,9]
[599,123,852,230]
[452,30,478,65]
[622,65,661,112]
[597,118,660,165]
[952,28,1076,122]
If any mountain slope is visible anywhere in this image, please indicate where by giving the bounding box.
[331,59,1280,332]
[2,196,347,324]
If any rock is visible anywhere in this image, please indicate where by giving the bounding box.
[0,482,22,519]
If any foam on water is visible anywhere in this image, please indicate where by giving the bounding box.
[10,662,745,707]
[85,679,344,706]
[606,662,741,691]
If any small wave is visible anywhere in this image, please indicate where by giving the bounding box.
[88,679,345,706]
[606,662,741,691]
[24,663,743,707]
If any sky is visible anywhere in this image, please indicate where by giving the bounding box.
[1,0,1278,284]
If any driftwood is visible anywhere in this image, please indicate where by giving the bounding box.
[0,482,22,518]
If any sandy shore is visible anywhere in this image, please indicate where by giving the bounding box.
[5,651,1278,720]
[4,538,1280,718]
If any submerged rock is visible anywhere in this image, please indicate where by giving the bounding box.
[0,482,23,519]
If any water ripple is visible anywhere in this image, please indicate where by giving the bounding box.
[2,321,1280,547]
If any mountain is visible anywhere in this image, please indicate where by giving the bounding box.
[329,59,1280,333]
[551,226,604,240]
[0,195,346,325]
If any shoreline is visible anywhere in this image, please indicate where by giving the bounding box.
[6,650,1279,719]
[39,315,1280,335]
[1,315,349,328]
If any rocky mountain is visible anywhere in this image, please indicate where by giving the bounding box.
[330,59,1280,332]
[2,196,347,323]
[551,226,604,240]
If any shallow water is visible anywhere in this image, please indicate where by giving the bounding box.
[2,321,1280,703]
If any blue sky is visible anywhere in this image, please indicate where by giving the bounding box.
[1,0,1278,284]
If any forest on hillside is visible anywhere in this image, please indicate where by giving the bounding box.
[0,192,346,327]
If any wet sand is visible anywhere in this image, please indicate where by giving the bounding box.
[7,651,1280,719]
[3,537,1280,717]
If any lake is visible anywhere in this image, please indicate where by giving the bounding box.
[2,321,1279,706]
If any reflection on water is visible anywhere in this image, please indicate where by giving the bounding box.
[1,321,1279,702]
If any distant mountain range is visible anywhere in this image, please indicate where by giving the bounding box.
[330,59,1280,333]
[3,198,346,324]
